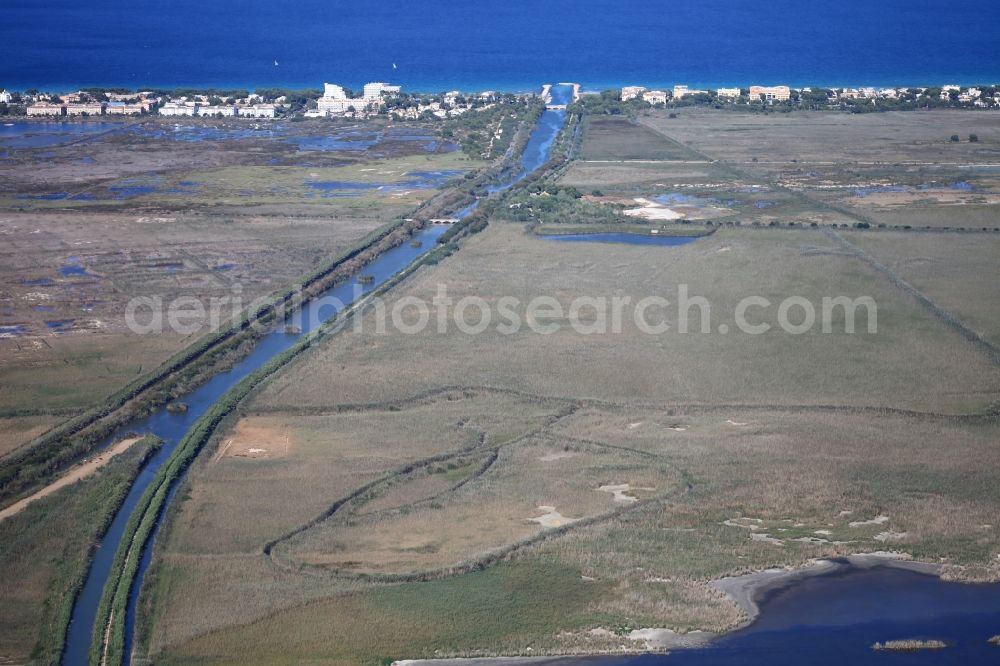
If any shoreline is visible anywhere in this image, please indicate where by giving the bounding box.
[390,554,951,666]
[708,552,940,622]
[5,78,1000,96]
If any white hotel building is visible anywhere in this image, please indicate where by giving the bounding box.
[315,81,401,117]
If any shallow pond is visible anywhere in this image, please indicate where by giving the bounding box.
[0,121,119,148]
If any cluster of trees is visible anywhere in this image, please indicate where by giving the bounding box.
[383,91,521,114]
[438,98,535,158]
[501,183,632,226]
[567,90,650,116]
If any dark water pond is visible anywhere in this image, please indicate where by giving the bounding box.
[586,564,1000,666]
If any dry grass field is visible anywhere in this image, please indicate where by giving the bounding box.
[641,110,1000,165]
[0,119,477,425]
[145,213,999,663]
[258,224,998,413]
[844,231,1000,346]
[36,108,995,665]
[635,109,1000,231]
[578,116,702,161]
[0,414,64,457]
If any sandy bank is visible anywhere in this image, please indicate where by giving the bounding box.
[709,552,940,621]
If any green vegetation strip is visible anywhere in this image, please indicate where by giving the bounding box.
[88,106,563,663]
[88,328,322,665]
[2,104,549,505]
[87,222,460,666]
[0,436,160,666]
[0,215,422,507]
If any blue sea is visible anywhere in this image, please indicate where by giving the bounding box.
[1,0,998,92]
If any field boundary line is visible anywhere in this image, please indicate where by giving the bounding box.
[827,228,1000,365]
[249,384,997,421]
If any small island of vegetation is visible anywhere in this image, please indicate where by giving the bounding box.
[872,639,948,651]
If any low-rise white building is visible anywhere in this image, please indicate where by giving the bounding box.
[0,90,11,104]
[621,86,647,101]
[198,105,236,117]
[716,87,741,98]
[317,97,362,115]
[27,102,65,116]
[642,90,668,105]
[159,102,198,116]
[363,82,400,100]
[106,102,150,115]
[673,85,707,99]
[958,88,982,102]
[749,85,791,101]
[238,103,276,118]
[66,103,105,116]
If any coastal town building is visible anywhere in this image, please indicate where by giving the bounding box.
[238,103,276,118]
[199,105,236,117]
[105,102,150,115]
[642,90,668,105]
[26,102,64,116]
[158,101,197,116]
[716,87,741,98]
[621,86,646,100]
[940,85,961,101]
[315,81,401,117]
[749,85,791,101]
[363,82,401,100]
[323,83,348,100]
[65,102,104,115]
[317,97,360,115]
[0,90,11,104]
[958,88,981,102]
[673,85,707,99]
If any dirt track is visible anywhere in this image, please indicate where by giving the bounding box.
[0,436,143,522]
